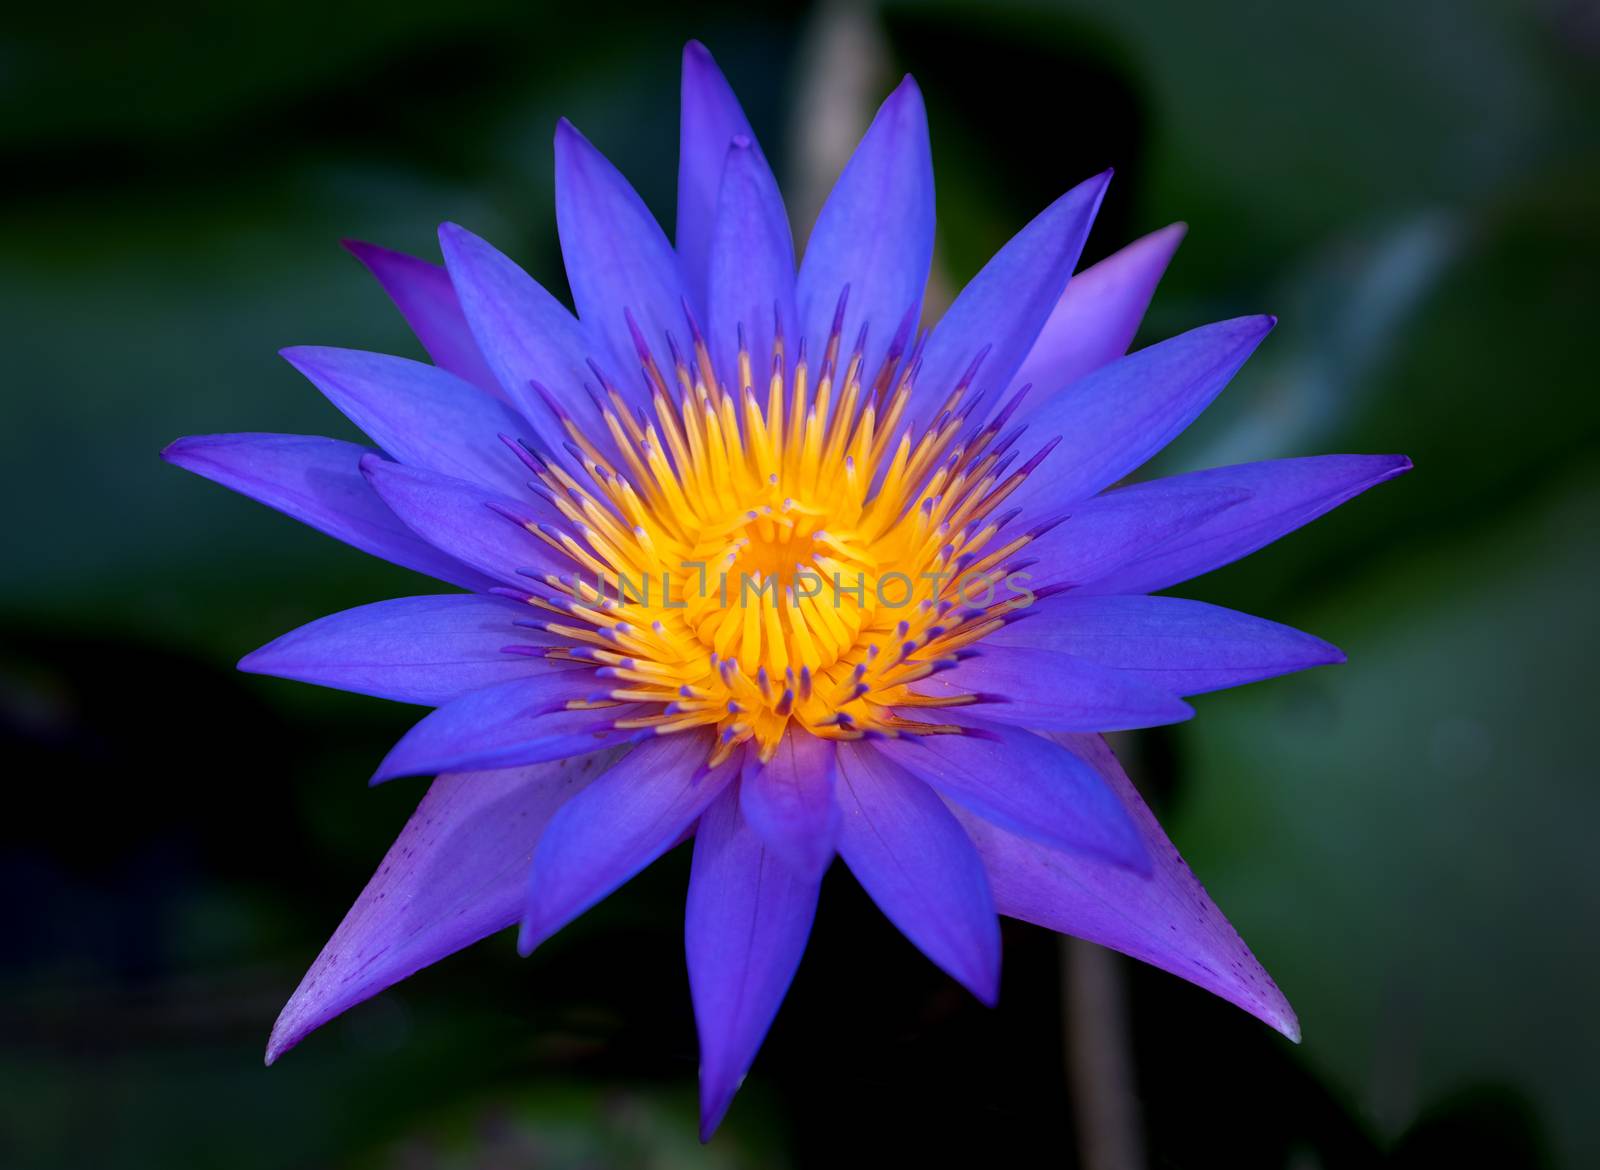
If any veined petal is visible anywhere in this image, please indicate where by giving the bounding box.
[160,433,494,590]
[924,645,1194,732]
[991,595,1344,696]
[360,455,567,586]
[677,39,761,314]
[1010,222,1187,399]
[875,712,1147,871]
[1008,315,1276,515]
[706,137,797,394]
[1024,479,1252,592]
[519,734,739,954]
[738,731,838,881]
[437,222,601,432]
[1078,454,1414,595]
[954,732,1299,1040]
[834,742,1000,1004]
[795,76,933,382]
[911,171,1111,434]
[281,346,535,497]
[373,670,627,781]
[687,781,820,1140]
[239,594,561,706]
[265,748,623,1064]
[555,118,689,398]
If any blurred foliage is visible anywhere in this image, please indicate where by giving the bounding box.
[2,0,1596,1166]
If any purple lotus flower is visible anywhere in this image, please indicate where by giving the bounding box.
[164,41,1408,1138]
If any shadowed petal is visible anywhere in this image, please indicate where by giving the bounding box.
[266,747,624,1063]
[707,138,797,393]
[911,171,1111,433]
[677,40,761,313]
[374,671,626,781]
[687,781,820,1140]
[556,118,689,397]
[834,742,1000,1004]
[239,594,561,706]
[739,731,838,881]
[875,712,1147,871]
[160,433,494,590]
[1010,222,1188,399]
[991,595,1344,696]
[1078,454,1414,595]
[924,645,1194,732]
[342,239,503,397]
[953,733,1300,1040]
[1008,316,1276,515]
[1024,479,1252,592]
[281,346,535,496]
[438,222,605,432]
[795,76,933,382]
[360,455,567,586]
[520,734,739,953]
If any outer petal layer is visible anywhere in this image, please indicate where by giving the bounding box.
[990,595,1344,696]
[342,239,503,397]
[677,40,761,313]
[835,743,1000,1004]
[160,433,494,590]
[955,733,1300,1039]
[925,646,1195,731]
[555,119,689,398]
[1008,316,1275,515]
[687,781,820,1140]
[239,594,559,706]
[265,748,624,1063]
[911,171,1110,434]
[280,346,535,496]
[519,735,739,953]
[795,76,933,382]
[1078,454,1413,595]
[1010,222,1187,399]
[738,732,838,881]
[875,713,1147,870]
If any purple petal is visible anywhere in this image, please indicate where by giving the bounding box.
[266,747,623,1063]
[706,137,797,393]
[738,731,838,881]
[923,645,1194,732]
[360,455,566,586]
[437,222,602,431]
[677,40,761,314]
[160,433,494,590]
[373,670,625,781]
[280,346,535,497]
[911,171,1111,432]
[991,595,1344,696]
[239,594,560,706]
[875,712,1147,871]
[1009,222,1187,399]
[1024,478,1253,591]
[555,118,689,396]
[342,239,503,397]
[834,742,1000,1004]
[795,76,933,382]
[687,781,820,1140]
[1008,316,1276,515]
[519,734,738,953]
[954,732,1299,1039]
[1078,454,1414,595]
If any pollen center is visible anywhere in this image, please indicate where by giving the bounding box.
[514,303,1039,765]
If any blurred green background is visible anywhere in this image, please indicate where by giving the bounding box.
[3,1,1597,1166]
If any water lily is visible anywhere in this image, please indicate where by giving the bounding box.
[164,40,1408,1138]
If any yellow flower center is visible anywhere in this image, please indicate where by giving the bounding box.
[517,315,1038,765]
